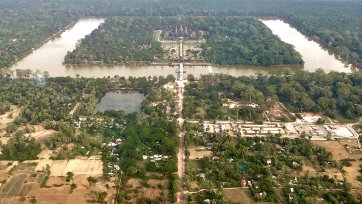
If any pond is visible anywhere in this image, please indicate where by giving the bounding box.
[94,90,145,114]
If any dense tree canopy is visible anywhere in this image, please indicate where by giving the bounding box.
[65,17,164,64]
[200,18,303,66]
[0,0,360,68]
[184,70,362,121]
[65,17,303,66]
[0,131,41,161]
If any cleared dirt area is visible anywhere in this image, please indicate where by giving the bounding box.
[312,140,361,160]
[0,137,10,145]
[147,179,168,188]
[19,183,34,197]
[301,159,343,180]
[27,125,57,140]
[0,106,20,129]
[68,187,91,203]
[143,188,164,200]
[188,181,199,191]
[73,175,91,187]
[189,149,212,160]
[313,140,362,189]
[33,185,71,204]
[37,149,53,159]
[344,160,362,189]
[127,178,142,188]
[35,159,54,172]
[50,160,69,176]
[34,158,103,176]
[62,159,103,176]
[223,188,271,204]
[46,176,66,187]
[340,139,362,153]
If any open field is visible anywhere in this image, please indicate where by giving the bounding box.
[189,149,212,160]
[223,188,271,204]
[0,174,27,198]
[313,140,362,190]
[34,158,103,176]
[312,140,361,160]
[26,125,57,140]
[62,159,103,176]
[0,160,114,204]
[34,185,71,203]
[343,160,362,189]
[0,106,20,129]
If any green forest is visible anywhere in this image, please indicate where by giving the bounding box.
[65,17,303,66]
[65,17,164,64]
[0,0,361,68]
[183,70,362,121]
[200,18,303,66]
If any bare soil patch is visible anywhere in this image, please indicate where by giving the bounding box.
[27,125,57,141]
[68,187,92,203]
[18,183,34,197]
[127,178,143,188]
[222,188,271,204]
[343,160,362,189]
[312,140,360,160]
[143,188,163,200]
[50,160,69,176]
[37,149,53,159]
[62,159,103,176]
[147,179,168,188]
[0,137,10,145]
[0,106,20,129]
[189,181,199,191]
[34,185,70,204]
[0,172,9,182]
[46,176,66,187]
[189,149,212,160]
[35,159,54,172]
[73,175,91,187]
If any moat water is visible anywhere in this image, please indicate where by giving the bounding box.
[10,18,353,78]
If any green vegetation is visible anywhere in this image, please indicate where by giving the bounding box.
[201,18,303,66]
[0,0,360,69]
[65,17,164,64]
[0,74,178,202]
[184,70,362,121]
[65,17,303,66]
[184,128,358,202]
[0,131,41,161]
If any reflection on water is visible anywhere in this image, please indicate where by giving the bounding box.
[11,18,105,76]
[94,91,145,114]
[10,18,351,78]
[261,19,352,73]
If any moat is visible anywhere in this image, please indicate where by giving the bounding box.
[10,18,353,78]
